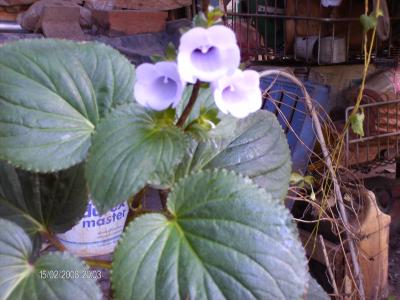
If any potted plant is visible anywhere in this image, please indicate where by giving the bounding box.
[0,9,328,300]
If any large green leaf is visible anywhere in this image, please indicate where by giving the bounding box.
[86,103,188,214]
[0,39,134,172]
[112,169,307,300]
[305,275,329,300]
[178,110,291,200]
[0,218,102,300]
[0,161,88,235]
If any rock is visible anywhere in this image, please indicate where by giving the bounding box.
[17,0,90,32]
[91,9,168,37]
[113,0,191,10]
[40,6,85,40]
[91,19,191,65]
[0,0,36,7]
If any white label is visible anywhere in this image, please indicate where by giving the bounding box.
[57,200,128,257]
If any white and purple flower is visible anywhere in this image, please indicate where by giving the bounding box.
[212,69,262,118]
[177,25,240,83]
[134,61,185,111]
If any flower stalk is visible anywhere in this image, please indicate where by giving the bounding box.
[176,81,201,127]
[43,231,66,252]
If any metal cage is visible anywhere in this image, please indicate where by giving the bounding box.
[222,0,400,65]
[345,98,400,176]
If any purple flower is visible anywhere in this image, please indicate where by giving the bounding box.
[212,69,262,118]
[177,25,240,83]
[134,62,185,111]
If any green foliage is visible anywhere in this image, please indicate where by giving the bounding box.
[0,161,87,236]
[0,39,134,172]
[360,8,383,32]
[306,275,330,300]
[86,103,188,214]
[0,218,102,300]
[349,110,365,137]
[177,110,292,200]
[0,39,329,300]
[112,170,308,300]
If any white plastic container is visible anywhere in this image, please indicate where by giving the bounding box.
[295,36,318,61]
[57,200,128,257]
[319,36,346,64]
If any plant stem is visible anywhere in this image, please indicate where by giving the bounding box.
[176,81,201,128]
[44,231,66,252]
[159,189,169,210]
[202,0,210,15]
[259,70,366,300]
[84,259,112,269]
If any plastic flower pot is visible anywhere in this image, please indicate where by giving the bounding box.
[57,200,128,257]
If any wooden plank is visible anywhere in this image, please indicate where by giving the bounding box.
[92,9,168,36]
[356,191,391,299]
[114,0,191,10]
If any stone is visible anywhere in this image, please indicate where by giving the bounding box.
[17,0,91,32]
[91,9,168,37]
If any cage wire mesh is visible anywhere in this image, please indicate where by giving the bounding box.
[345,97,400,174]
[222,0,400,65]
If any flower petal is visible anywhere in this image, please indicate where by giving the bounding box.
[243,70,260,88]
[221,46,241,75]
[212,69,262,118]
[136,63,158,83]
[177,53,197,83]
[213,88,229,114]
[156,61,181,83]
[134,82,151,108]
[208,25,238,49]
[178,27,210,53]
[177,25,241,83]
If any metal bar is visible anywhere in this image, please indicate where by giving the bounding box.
[0,22,25,33]
[348,131,400,144]
[346,99,400,110]
[226,12,400,21]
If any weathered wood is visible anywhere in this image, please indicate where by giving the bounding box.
[92,9,168,36]
[356,191,391,299]
[114,0,191,10]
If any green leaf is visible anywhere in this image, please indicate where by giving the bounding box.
[305,275,329,300]
[193,13,208,28]
[0,161,88,236]
[0,39,134,172]
[179,110,292,200]
[86,103,187,214]
[150,54,165,63]
[290,172,304,185]
[207,7,224,26]
[349,110,365,137]
[112,169,308,300]
[165,42,177,61]
[375,8,384,17]
[0,218,102,300]
[360,13,377,32]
